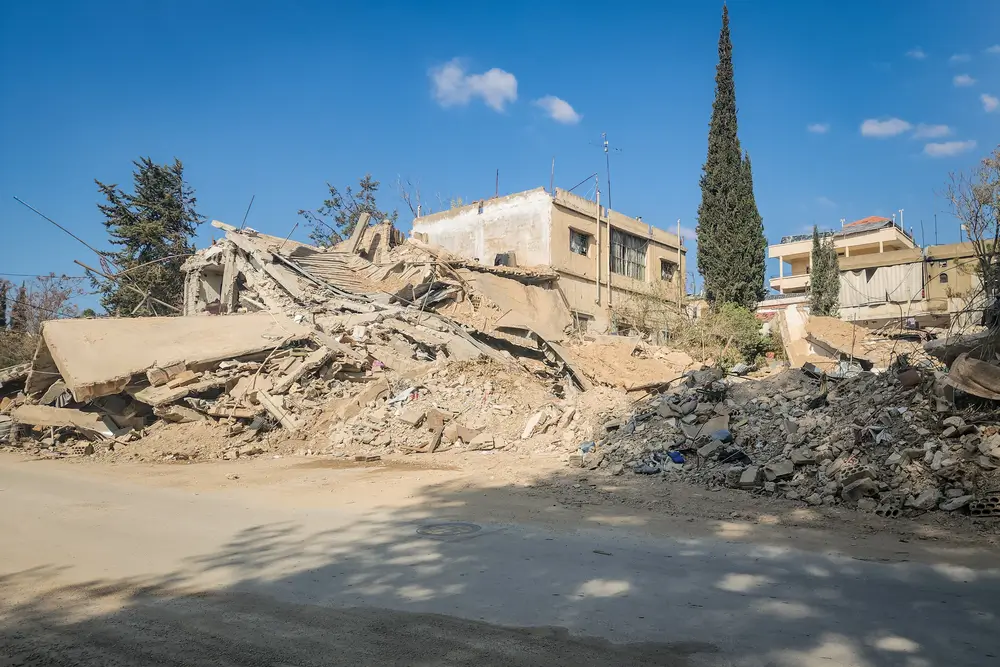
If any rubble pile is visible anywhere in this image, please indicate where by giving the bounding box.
[588,363,1000,517]
[0,219,603,461]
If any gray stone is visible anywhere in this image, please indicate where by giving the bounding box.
[610,463,624,476]
[941,426,959,439]
[739,466,761,488]
[906,489,942,510]
[764,481,776,492]
[790,447,817,466]
[697,440,724,458]
[764,459,795,482]
[467,432,495,450]
[725,466,746,487]
[806,493,823,506]
[784,419,800,434]
[885,452,902,466]
[857,498,878,512]
[939,495,973,511]
[942,416,965,428]
[842,478,877,502]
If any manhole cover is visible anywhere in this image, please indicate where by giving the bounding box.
[416,522,482,537]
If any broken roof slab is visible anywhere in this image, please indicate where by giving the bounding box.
[29,313,314,402]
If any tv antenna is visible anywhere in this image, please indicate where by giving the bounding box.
[589,132,622,214]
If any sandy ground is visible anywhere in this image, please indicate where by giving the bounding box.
[1,452,999,667]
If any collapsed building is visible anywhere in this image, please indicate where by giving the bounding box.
[1,214,999,519]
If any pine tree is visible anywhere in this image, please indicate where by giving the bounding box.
[9,283,29,332]
[809,226,840,316]
[95,157,202,316]
[696,4,767,309]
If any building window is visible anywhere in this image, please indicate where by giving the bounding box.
[569,229,590,256]
[610,228,647,280]
[660,259,678,281]
[940,272,949,284]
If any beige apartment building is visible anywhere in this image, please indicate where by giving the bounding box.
[762,216,983,327]
[412,187,686,332]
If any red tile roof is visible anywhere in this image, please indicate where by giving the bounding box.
[844,216,891,227]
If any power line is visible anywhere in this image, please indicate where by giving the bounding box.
[0,273,87,279]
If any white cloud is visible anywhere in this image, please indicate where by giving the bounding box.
[924,140,977,157]
[817,196,836,208]
[949,53,971,64]
[953,74,976,87]
[806,123,830,134]
[860,117,912,138]
[429,58,517,112]
[913,123,952,139]
[986,45,1000,54]
[905,47,927,60]
[982,93,999,112]
[534,96,582,124]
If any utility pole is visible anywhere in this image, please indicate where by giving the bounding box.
[676,218,682,310]
[934,213,938,245]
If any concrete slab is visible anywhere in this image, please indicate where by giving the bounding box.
[37,314,313,402]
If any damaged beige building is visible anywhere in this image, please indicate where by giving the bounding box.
[412,188,687,332]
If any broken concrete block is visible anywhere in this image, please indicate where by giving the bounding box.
[523,411,544,439]
[155,405,207,423]
[942,416,965,429]
[941,426,959,439]
[790,447,817,466]
[444,422,482,445]
[806,493,823,506]
[839,465,874,486]
[906,489,942,510]
[763,459,794,482]
[398,408,426,427]
[939,495,973,511]
[885,452,902,466]
[857,498,878,512]
[841,478,876,502]
[165,370,200,389]
[698,440,724,458]
[739,466,761,488]
[467,432,495,450]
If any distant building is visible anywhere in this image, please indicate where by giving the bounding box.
[412,187,686,332]
[761,216,984,327]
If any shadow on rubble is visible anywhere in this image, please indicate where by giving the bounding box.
[2,468,999,666]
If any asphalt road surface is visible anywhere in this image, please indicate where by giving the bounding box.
[1,457,998,667]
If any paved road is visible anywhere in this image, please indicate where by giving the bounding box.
[0,458,997,666]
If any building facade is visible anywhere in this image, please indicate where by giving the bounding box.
[761,215,983,327]
[412,187,686,332]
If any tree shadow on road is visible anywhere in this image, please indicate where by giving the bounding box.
[1,466,998,666]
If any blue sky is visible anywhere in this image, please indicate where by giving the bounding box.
[2,0,999,305]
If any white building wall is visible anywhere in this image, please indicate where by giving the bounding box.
[411,188,553,267]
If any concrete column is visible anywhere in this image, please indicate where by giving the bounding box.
[779,256,784,278]
[879,241,884,253]
[845,246,850,258]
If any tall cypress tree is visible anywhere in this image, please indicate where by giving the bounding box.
[809,226,840,316]
[696,4,767,309]
[95,158,203,316]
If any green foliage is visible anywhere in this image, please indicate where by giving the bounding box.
[9,283,28,332]
[95,157,202,316]
[696,5,767,310]
[0,280,7,329]
[809,226,840,316]
[299,174,398,246]
[665,303,776,369]
[81,308,97,318]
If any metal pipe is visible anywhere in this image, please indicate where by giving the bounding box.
[595,181,601,305]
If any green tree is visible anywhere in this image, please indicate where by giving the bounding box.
[95,157,202,316]
[299,174,397,246]
[81,308,97,318]
[695,4,767,309]
[9,283,28,332]
[0,280,8,329]
[809,226,840,316]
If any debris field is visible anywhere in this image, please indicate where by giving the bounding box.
[1,218,999,523]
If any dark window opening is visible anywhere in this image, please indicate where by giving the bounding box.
[610,228,647,280]
[660,259,678,281]
[569,229,590,256]
[939,272,949,284]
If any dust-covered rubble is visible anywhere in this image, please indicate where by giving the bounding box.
[584,363,1000,518]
